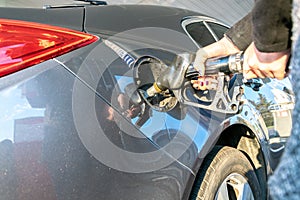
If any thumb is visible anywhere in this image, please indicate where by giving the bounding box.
[193,49,208,75]
[242,46,252,79]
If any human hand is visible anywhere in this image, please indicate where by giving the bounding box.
[243,42,290,80]
[193,49,209,75]
[192,37,239,90]
[191,76,218,90]
[193,37,240,75]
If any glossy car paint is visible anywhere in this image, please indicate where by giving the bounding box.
[0,4,294,200]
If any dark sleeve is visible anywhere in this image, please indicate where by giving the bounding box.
[225,13,253,51]
[252,0,292,52]
[225,0,292,52]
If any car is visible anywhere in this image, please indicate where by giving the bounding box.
[0,2,295,200]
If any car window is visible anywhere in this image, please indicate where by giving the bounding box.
[185,21,215,47]
[182,17,229,48]
[205,22,229,40]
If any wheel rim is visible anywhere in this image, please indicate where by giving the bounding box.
[215,173,255,200]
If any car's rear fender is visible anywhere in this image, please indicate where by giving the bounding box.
[190,106,270,200]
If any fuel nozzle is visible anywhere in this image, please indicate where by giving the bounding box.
[144,52,244,98]
[140,52,244,114]
[204,52,244,75]
[144,82,166,98]
[144,53,195,98]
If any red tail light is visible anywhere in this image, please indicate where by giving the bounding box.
[0,19,98,77]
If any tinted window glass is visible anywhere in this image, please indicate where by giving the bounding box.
[185,22,215,47]
[206,22,229,40]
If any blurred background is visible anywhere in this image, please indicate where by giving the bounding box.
[0,0,254,25]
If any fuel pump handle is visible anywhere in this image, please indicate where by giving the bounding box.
[140,52,244,114]
[146,52,244,97]
[204,52,244,75]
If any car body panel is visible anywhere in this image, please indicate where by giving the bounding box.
[84,5,199,35]
[0,6,84,31]
[0,57,195,200]
[0,4,295,200]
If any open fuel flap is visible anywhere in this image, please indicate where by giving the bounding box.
[133,56,178,112]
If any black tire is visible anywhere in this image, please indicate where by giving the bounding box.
[190,146,262,200]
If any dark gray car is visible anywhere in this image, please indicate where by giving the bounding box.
[0,3,294,200]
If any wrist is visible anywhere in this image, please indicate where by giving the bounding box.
[253,43,291,62]
[202,37,240,58]
[220,36,240,55]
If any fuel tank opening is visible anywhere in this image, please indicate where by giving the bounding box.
[133,56,178,112]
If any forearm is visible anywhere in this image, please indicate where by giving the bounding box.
[225,13,253,51]
[252,0,292,52]
[226,0,292,52]
[201,37,240,58]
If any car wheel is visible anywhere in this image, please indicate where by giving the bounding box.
[190,146,262,200]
